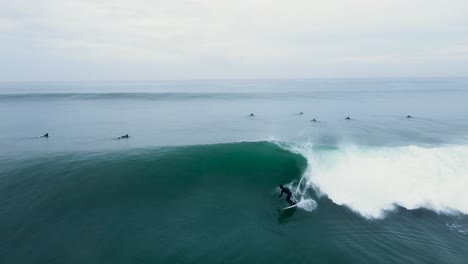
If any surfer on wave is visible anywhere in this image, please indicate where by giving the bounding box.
[278,185,296,206]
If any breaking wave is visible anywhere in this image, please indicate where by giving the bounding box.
[286,143,468,218]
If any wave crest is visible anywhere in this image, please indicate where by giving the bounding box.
[287,143,468,218]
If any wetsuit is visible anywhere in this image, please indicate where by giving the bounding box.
[279,187,295,206]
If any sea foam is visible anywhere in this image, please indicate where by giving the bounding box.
[287,143,468,218]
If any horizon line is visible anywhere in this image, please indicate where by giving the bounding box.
[1,76,468,84]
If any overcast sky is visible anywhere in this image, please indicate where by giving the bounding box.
[1,0,468,81]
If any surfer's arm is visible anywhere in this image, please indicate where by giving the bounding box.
[278,191,283,198]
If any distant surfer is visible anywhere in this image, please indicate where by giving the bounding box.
[40,133,49,138]
[311,118,317,122]
[118,134,129,139]
[249,113,254,117]
[407,115,412,118]
[345,116,351,120]
[278,185,295,206]
[299,112,304,115]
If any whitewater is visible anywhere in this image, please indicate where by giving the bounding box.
[285,143,468,218]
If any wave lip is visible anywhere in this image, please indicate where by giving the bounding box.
[289,143,468,219]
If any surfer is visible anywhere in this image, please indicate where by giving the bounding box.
[249,113,254,117]
[278,185,295,206]
[299,112,304,115]
[40,133,49,138]
[311,118,317,122]
[345,116,351,120]
[118,134,129,139]
[407,115,412,118]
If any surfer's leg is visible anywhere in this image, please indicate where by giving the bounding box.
[286,194,294,205]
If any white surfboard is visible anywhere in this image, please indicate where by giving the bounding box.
[282,203,298,210]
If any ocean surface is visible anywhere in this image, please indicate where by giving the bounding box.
[1,78,468,263]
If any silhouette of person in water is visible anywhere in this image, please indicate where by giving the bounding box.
[118,134,129,139]
[40,133,49,138]
[278,185,295,206]
[345,116,351,120]
[250,113,254,117]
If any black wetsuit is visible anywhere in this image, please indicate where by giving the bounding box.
[279,187,295,206]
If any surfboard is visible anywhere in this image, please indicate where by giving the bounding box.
[282,203,298,210]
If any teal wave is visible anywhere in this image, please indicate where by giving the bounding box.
[1,141,467,263]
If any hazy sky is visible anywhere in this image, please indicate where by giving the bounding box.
[1,0,468,81]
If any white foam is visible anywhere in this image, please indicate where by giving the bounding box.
[446,223,468,235]
[296,198,317,212]
[287,143,468,219]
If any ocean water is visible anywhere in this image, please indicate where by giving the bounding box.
[1,78,468,263]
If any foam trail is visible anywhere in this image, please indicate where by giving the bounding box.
[296,199,317,212]
[446,222,468,235]
[288,143,468,219]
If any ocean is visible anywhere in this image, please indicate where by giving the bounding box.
[1,78,468,263]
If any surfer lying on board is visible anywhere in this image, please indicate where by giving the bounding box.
[278,185,296,206]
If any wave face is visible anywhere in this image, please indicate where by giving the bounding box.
[288,143,468,218]
[0,142,311,263]
[1,142,307,219]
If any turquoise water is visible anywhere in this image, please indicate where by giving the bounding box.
[1,78,468,263]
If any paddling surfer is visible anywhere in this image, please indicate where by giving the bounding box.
[118,134,129,139]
